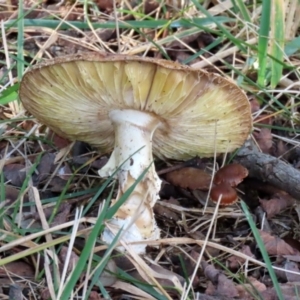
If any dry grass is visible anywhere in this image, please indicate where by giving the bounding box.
[1,0,300,299]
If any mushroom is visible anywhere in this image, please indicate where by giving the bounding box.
[213,163,249,187]
[210,182,238,206]
[19,52,252,254]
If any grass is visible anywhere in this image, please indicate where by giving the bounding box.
[1,0,300,299]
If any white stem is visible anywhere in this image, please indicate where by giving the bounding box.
[98,109,162,253]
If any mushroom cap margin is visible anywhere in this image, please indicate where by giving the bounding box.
[19,52,252,159]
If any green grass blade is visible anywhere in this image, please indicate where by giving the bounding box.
[189,0,247,52]
[59,198,111,300]
[241,201,284,300]
[0,83,19,105]
[257,0,271,86]
[117,268,168,300]
[270,0,285,87]
[17,0,25,81]
[233,0,251,23]
[4,17,233,30]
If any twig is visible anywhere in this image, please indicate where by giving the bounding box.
[235,140,300,199]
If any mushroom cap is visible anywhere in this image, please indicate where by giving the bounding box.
[213,163,249,187]
[19,52,252,159]
[210,182,238,206]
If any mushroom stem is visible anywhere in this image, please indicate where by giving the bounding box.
[98,109,161,253]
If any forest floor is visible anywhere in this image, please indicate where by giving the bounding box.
[1,0,300,299]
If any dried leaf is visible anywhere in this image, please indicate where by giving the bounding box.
[99,259,118,287]
[165,167,211,190]
[202,261,238,298]
[154,203,180,221]
[260,193,295,219]
[88,291,104,300]
[49,177,74,192]
[253,128,273,154]
[94,0,115,11]
[272,139,288,158]
[250,98,261,113]
[3,164,26,187]
[4,185,28,207]
[259,230,300,256]
[236,276,266,300]
[59,246,79,274]
[284,261,300,282]
[51,203,72,226]
[57,164,72,180]
[202,261,220,284]
[261,283,300,300]
[0,261,34,278]
[35,152,55,183]
[227,245,254,270]
[48,130,71,149]
[144,0,159,14]
[40,288,52,300]
[205,281,217,296]
[217,273,239,298]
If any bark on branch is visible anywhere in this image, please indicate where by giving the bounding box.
[234,140,300,200]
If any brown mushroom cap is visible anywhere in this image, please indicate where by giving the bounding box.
[210,183,238,206]
[213,163,249,187]
[19,52,252,159]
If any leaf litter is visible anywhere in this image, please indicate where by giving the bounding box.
[1,0,300,299]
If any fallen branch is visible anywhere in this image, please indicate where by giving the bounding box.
[235,140,300,199]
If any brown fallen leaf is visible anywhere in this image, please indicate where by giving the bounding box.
[202,260,239,298]
[272,139,289,158]
[259,230,300,256]
[57,164,72,181]
[144,0,159,14]
[205,281,217,296]
[0,261,34,278]
[23,202,71,222]
[88,291,104,300]
[94,0,115,11]
[59,246,79,274]
[154,202,180,222]
[283,235,300,253]
[260,193,295,219]
[40,288,51,300]
[3,164,26,187]
[4,186,29,212]
[99,260,118,287]
[274,260,300,282]
[48,130,71,149]
[236,276,267,300]
[227,245,255,270]
[250,97,260,113]
[216,273,239,298]
[49,177,75,192]
[284,261,300,282]
[35,152,55,183]
[253,128,273,154]
[50,203,72,227]
[165,167,211,190]
[261,283,300,300]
